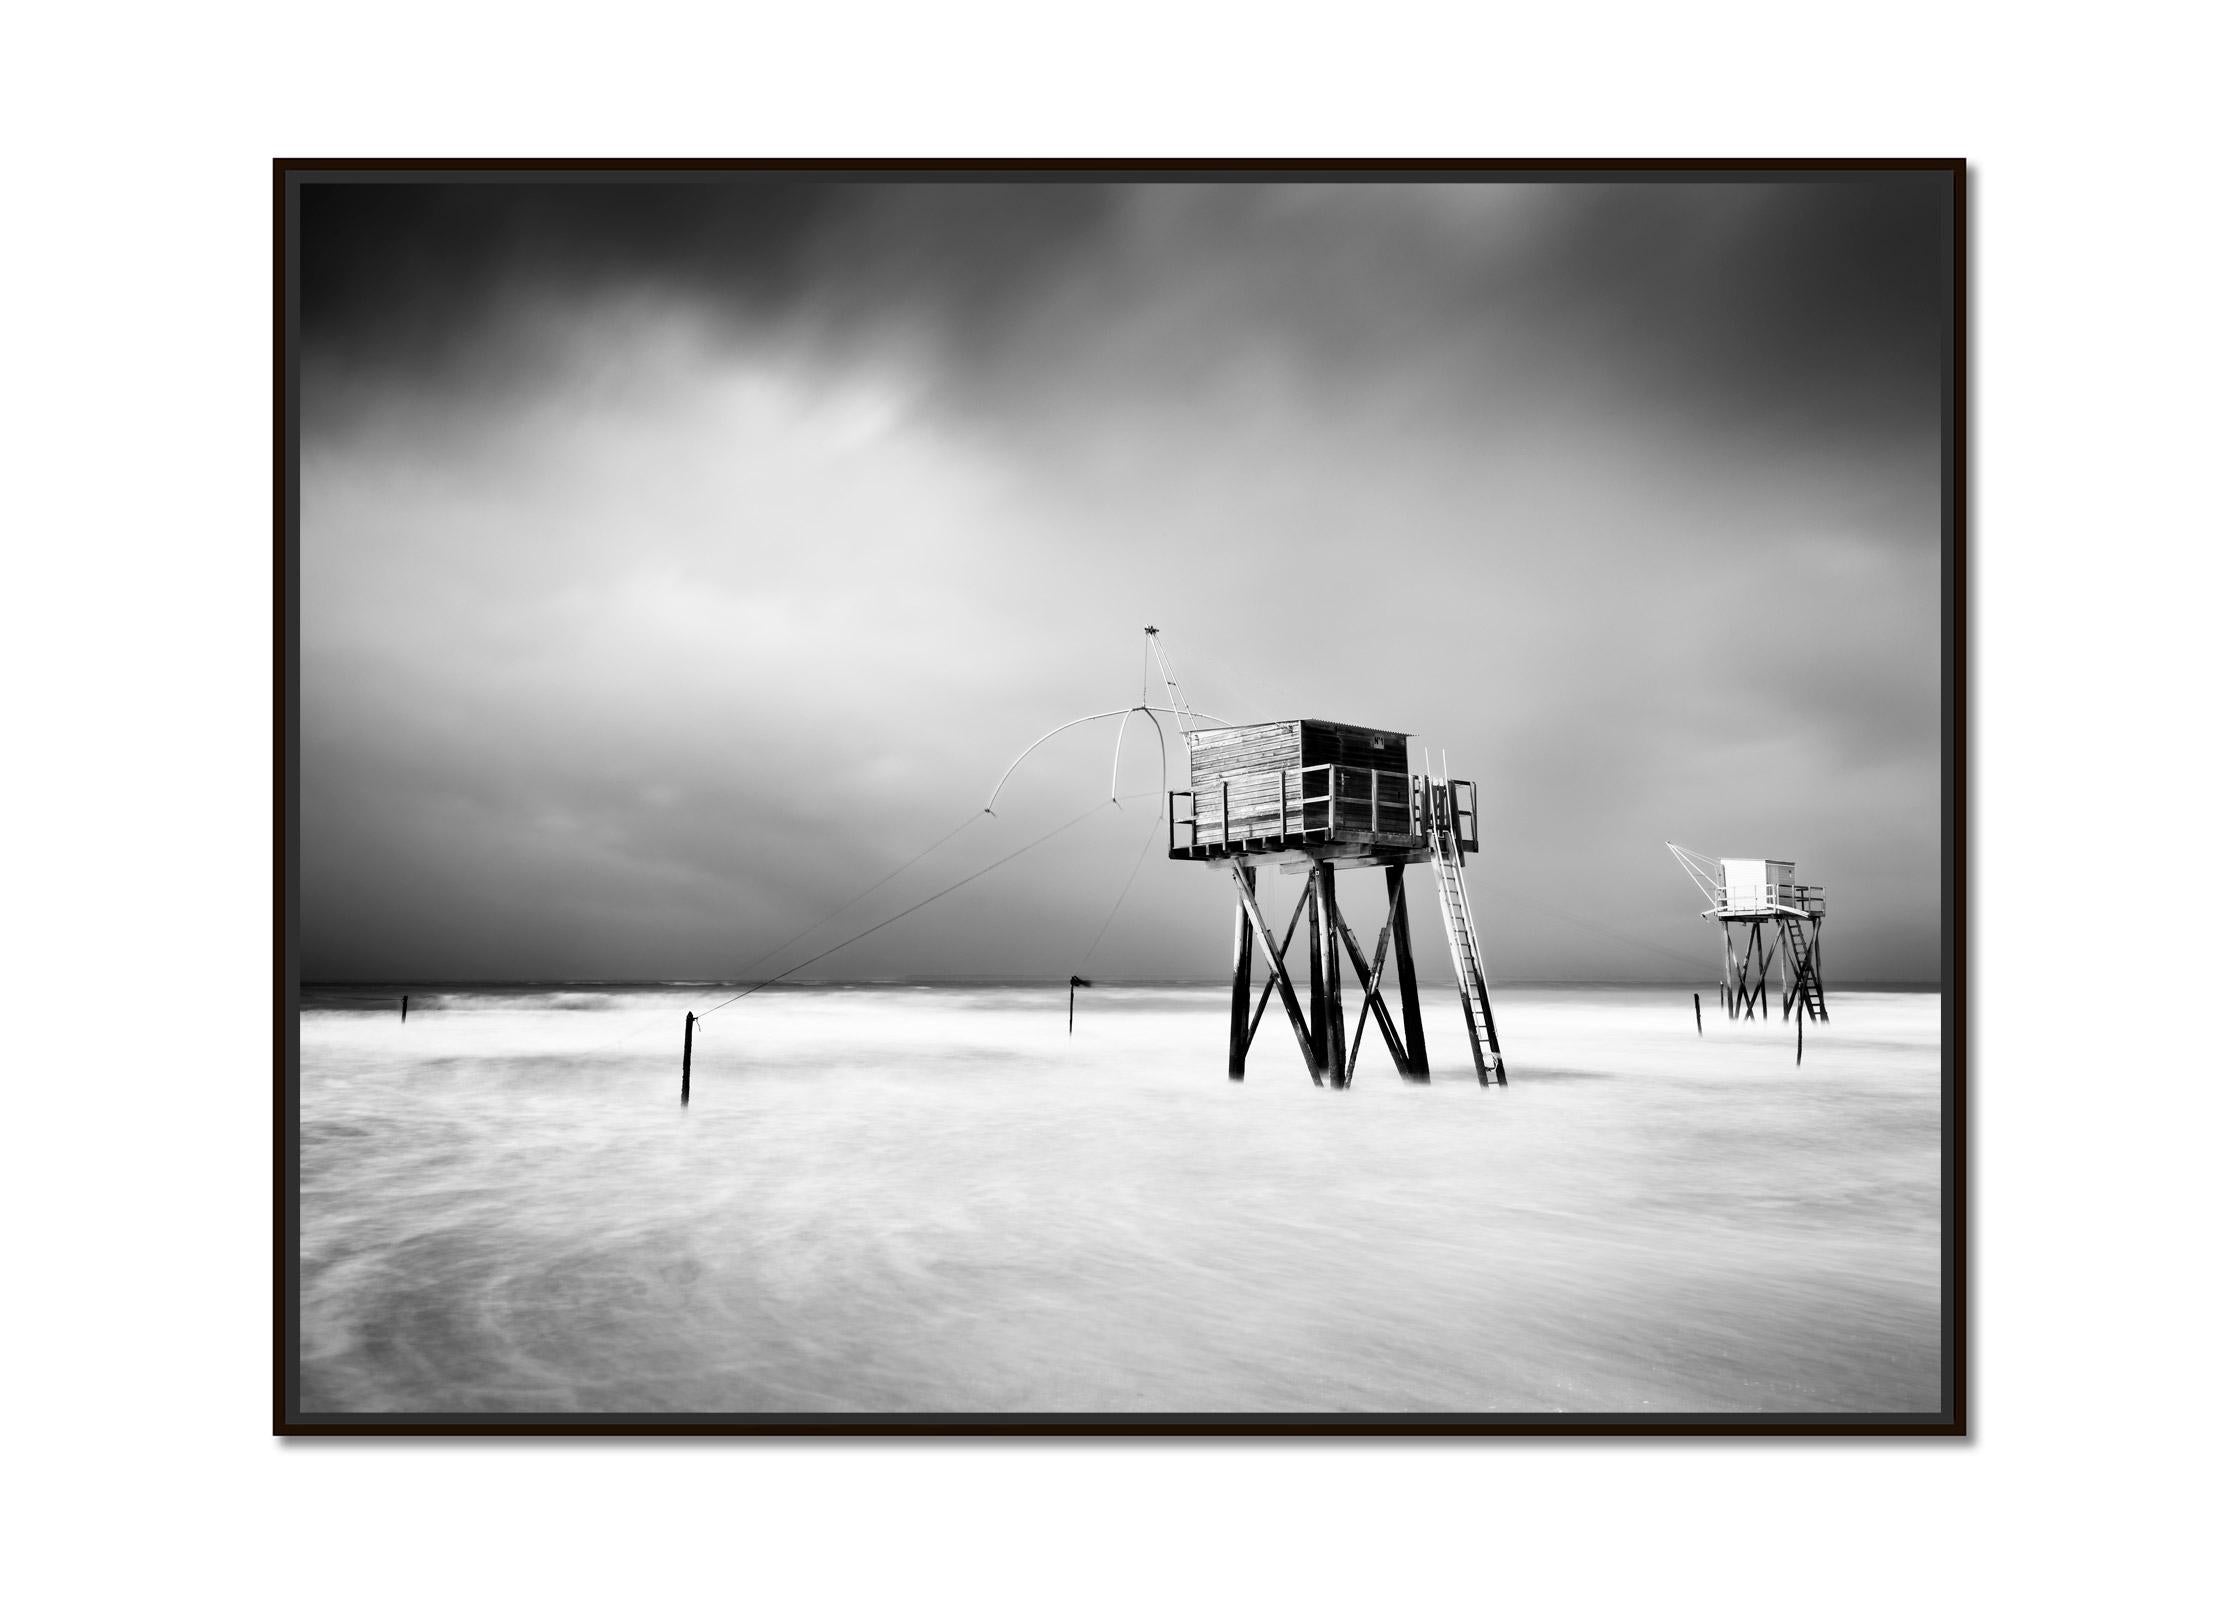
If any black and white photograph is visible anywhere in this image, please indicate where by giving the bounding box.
[281,164,1960,1430]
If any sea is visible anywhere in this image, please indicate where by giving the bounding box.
[295,982,1945,1416]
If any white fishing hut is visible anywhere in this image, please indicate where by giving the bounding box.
[1667,844,1829,1022]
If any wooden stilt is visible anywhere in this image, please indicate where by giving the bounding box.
[1319,863,1346,1088]
[681,1011,694,1105]
[1758,926,1775,1019]
[1229,863,1255,1080]
[1741,927,1754,1018]
[1306,867,1329,1085]
[1779,918,1794,1020]
[1387,865,1431,1081]
[1694,992,1702,1034]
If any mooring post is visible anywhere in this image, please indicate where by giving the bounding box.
[1694,992,1702,1035]
[1229,863,1256,1080]
[681,1011,695,1104]
[400,994,408,1022]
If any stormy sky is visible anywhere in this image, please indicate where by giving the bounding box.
[296,174,1948,983]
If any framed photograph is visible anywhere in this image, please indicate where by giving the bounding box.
[278,160,1964,1434]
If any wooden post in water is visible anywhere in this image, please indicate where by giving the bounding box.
[1796,998,1804,1067]
[1694,992,1702,1035]
[681,1011,695,1104]
[400,994,408,1022]
[1068,984,1075,1034]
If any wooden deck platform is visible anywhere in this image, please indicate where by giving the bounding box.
[1168,827,1433,866]
[1168,769,1479,863]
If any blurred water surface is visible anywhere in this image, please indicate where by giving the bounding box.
[297,983,1942,1415]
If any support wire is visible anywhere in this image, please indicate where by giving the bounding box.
[696,795,1123,1020]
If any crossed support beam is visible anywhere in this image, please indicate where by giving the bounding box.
[1228,858,1432,1088]
[1721,917,1829,1023]
[1723,920,1776,1020]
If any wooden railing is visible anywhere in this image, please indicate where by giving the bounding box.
[1713,883,1825,916]
[1433,778,1480,851]
[1168,769,1479,853]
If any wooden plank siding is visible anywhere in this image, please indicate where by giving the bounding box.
[1185,720,1415,846]
[1187,722,1302,844]
[1188,721,1408,786]
[1186,722,1303,777]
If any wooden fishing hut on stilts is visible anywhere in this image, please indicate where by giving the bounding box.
[1168,721,1505,1089]
[1666,844,1830,1024]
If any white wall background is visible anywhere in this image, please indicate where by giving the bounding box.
[3,2,2233,1594]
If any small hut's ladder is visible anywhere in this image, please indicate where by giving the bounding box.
[1780,916,1829,1023]
[1426,781,1505,1087]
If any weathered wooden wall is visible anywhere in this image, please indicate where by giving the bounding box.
[1186,720,1412,839]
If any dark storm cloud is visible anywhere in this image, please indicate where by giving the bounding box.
[299,180,836,372]
[299,180,1120,411]
[302,176,1942,456]
[1518,179,1944,421]
[295,175,1949,982]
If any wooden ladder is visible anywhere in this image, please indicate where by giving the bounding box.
[1427,785,1505,1086]
[1780,917,1830,1022]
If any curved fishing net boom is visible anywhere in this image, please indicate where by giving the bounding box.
[981,627,1232,815]
[981,704,1236,814]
